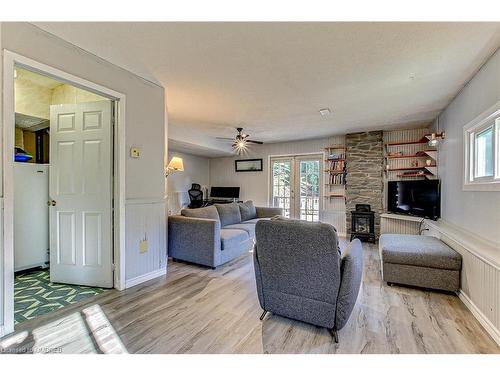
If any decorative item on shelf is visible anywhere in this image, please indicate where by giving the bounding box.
[426,159,432,166]
[165,156,184,178]
[387,151,403,157]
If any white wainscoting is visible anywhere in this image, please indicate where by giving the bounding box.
[380,213,422,235]
[423,219,500,345]
[125,199,167,286]
[320,210,346,237]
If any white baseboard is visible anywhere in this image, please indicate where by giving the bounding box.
[458,290,500,346]
[124,268,167,289]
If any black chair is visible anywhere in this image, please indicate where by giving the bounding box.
[188,183,204,208]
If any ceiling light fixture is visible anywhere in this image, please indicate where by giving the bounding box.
[319,108,331,116]
[233,139,248,155]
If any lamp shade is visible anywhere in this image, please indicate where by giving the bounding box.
[167,157,184,172]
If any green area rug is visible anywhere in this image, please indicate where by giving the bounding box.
[14,269,106,325]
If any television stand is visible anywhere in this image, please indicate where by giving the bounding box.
[380,213,423,236]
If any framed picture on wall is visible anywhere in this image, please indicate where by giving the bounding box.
[235,158,263,172]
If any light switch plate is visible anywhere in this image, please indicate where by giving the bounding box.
[139,240,148,253]
[130,147,141,158]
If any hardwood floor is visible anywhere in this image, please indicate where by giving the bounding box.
[1,241,499,354]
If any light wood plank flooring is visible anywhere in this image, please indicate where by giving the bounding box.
[1,241,499,354]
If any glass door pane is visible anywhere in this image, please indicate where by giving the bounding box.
[271,159,293,218]
[297,158,321,222]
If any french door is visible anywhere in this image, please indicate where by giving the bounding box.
[270,155,322,221]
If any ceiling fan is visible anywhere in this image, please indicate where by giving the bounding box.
[216,127,264,154]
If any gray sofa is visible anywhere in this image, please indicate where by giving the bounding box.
[253,218,363,342]
[168,201,282,268]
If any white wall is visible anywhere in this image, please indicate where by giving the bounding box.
[437,48,500,245]
[0,22,167,333]
[167,150,209,214]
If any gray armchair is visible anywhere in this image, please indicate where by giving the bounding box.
[253,219,363,342]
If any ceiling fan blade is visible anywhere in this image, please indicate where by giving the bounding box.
[246,140,264,144]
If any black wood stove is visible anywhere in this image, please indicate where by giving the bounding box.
[350,204,375,243]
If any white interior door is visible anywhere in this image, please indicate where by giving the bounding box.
[270,155,322,221]
[49,101,113,287]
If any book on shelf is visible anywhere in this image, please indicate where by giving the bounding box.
[326,159,345,171]
[328,172,346,185]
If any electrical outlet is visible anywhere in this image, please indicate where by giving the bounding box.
[130,147,141,158]
[139,239,148,253]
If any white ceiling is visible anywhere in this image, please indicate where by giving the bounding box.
[33,22,500,154]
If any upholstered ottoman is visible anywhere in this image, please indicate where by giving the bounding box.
[379,234,462,292]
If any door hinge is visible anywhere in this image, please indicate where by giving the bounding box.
[111,263,116,271]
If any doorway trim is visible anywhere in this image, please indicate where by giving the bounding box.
[1,50,127,336]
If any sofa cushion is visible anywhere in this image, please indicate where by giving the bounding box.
[238,201,257,221]
[224,223,256,238]
[241,217,271,225]
[181,206,220,221]
[215,203,242,227]
[379,234,462,270]
[220,229,249,250]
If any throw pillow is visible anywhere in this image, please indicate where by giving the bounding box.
[215,203,242,227]
[238,200,257,221]
[181,205,220,222]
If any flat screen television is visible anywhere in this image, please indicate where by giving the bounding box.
[387,180,440,220]
[210,186,240,199]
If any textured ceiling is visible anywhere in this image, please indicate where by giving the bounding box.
[17,68,62,89]
[34,22,500,150]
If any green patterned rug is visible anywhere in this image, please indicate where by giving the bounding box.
[14,269,106,325]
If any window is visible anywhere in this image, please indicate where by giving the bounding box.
[464,102,500,191]
[474,126,494,178]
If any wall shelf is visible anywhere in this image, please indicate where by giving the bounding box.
[396,172,433,178]
[385,134,437,147]
[384,131,438,181]
[324,170,344,174]
[325,145,346,150]
[387,165,436,171]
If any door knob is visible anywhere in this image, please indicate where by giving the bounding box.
[48,199,57,206]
